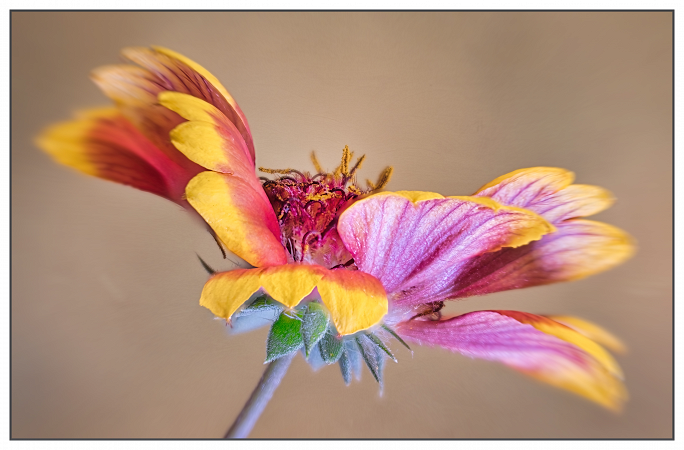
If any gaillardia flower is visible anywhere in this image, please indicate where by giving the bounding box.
[38,46,634,413]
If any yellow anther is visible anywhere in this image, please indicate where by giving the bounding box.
[308,192,335,201]
[311,152,324,174]
[341,145,351,176]
[334,145,354,178]
[259,167,295,174]
[372,167,394,191]
[348,154,366,178]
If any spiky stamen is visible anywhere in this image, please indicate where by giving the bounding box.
[260,147,393,267]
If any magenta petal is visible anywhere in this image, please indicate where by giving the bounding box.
[396,311,627,411]
[337,193,552,304]
[448,219,634,299]
[397,311,581,363]
[474,167,614,223]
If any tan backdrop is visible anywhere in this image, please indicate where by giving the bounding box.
[11,12,672,438]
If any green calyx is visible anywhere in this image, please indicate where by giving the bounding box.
[259,297,410,387]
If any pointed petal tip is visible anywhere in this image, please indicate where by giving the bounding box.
[396,310,627,412]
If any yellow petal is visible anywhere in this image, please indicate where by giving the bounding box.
[317,269,388,336]
[185,171,287,268]
[259,265,326,308]
[160,92,254,177]
[200,269,263,320]
[199,264,388,336]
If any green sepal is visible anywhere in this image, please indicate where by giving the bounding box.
[239,295,282,316]
[356,335,384,384]
[301,302,329,357]
[319,331,344,364]
[338,349,352,385]
[367,332,397,362]
[344,340,363,381]
[382,324,411,351]
[265,311,304,363]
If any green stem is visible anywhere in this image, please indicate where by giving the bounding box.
[224,352,295,438]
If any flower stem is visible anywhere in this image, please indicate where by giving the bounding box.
[224,352,295,438]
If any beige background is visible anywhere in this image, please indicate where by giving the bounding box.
[12,12,672,438]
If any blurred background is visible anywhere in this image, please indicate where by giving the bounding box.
[11,12,672,438]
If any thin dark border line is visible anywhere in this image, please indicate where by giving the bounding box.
[671,7,675,443]
[6,9,678,12]
[9,8,12,442]
[8,9,675,440]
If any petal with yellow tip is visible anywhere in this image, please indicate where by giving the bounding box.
[317,269,388,336]
[185,171,287,268]
[496,311,623,379]
[337,191,554,298]
[36,108,200,204]
[450,219,635,299]
[396,311,627,412]
[199,264,388,335]
[92,46,255,167]
[160,92,254,179]
[474,167,614,222]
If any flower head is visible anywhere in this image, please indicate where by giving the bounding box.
[38,47,635,412]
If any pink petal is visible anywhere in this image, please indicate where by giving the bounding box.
[406,168,633,301]
[474,167,614,223]
[396,311,627,411]
[337,192,553,304]
[445,219,635,299]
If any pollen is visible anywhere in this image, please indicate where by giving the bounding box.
[258,167,297,174]
[367,166,394,191]
[260,146,393,267]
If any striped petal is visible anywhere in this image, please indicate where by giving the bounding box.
[91,46,255,170]
[449,219,635,298]
[337,191,555,304]
[200,264,388,335]
[474,167,614,222]
[185,171,287,268]
[396,311,627,411]
[36,108,201,204]
[425,168,636,299]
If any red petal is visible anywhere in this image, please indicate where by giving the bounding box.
[37,108,200,204]
[91,46,255,170]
